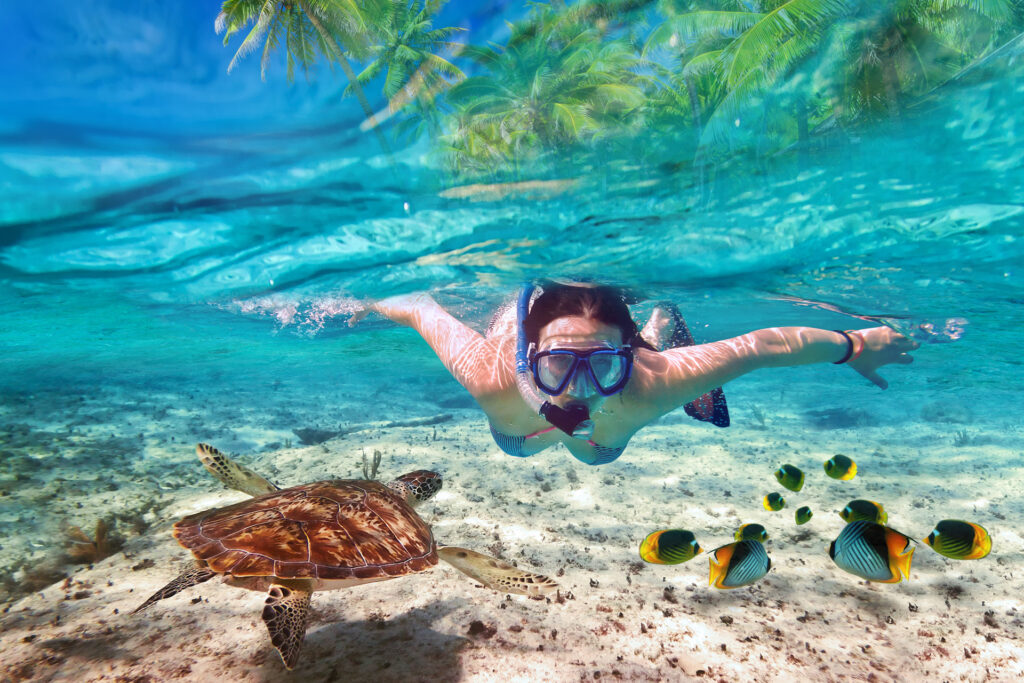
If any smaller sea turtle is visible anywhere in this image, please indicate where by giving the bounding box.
[134,444,558,669]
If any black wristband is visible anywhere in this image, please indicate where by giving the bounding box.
[833,330,854,364]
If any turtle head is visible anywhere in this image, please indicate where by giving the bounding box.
[387,470,442,507]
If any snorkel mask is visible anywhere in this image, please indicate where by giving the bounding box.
[514,283,633,438]
[530,344,633,399]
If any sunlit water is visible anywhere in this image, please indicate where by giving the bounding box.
[1,2,1022,610]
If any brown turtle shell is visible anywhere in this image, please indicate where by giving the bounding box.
[173,480,437,581]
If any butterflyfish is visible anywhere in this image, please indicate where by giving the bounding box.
[774,464,805,492]
[828,520,915,583]
[763,492,785,511]
[709,540,771,589]
[824,454,857,480]
[839,499,888,524]
[639,529,702,565]
[735,523,769,543]
[795,506,813,525]
[923,519,992,560]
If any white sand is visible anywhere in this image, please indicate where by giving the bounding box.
[2,391,1022,682]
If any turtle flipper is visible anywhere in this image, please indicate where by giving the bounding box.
[262,582,313,670]
[132,561,216,614]
[196,443,279,496]
[437,546,558,597]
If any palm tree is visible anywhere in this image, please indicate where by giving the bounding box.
[828,0,1022,121]
[215,0,389,151]
[648,1,856,154]
[444,5,648,174]
[643,2,766,171]
[217,2,375,108]
[352,0,466,138]
[645,0,1024,158]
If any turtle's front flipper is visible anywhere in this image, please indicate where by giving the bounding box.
[132,561,216,614]
[437,546,558,597]
[196,443,279,496]
[262,581,313,670]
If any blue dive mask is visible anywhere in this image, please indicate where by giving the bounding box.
[530,346,633,398]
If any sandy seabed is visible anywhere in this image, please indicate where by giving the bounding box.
[1,383,1022,683]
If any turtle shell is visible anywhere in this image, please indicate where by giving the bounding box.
[173,480,437,581]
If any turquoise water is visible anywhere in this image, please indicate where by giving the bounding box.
[2,4,1024,669]
[4,62,1021,408]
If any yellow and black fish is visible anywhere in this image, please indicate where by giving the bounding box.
[923,519,992,560]
[774,464,805,492]
[824,454,857,480]
[709,540,771,589]
[735,523,769,543]
[839,499,888,524]
[795,506,813,525]
[828,520,914,583]
[763,492,785,511]
[639,529,703,565]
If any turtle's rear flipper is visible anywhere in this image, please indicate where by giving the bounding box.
[262,582,313,670]
[132,562,216,614]
[438,546,558,597]
[196,443,280,496]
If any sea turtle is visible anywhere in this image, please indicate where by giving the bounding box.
[134,443,558,669]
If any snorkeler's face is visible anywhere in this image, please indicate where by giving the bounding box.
[536,317,625,407]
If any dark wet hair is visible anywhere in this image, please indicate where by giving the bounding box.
[523,282,656,351]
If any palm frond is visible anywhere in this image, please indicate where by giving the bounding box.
[421,53,466,80]
[285,10,319,81]
[216,0,264,37]
[725,0,855,89]
[226,1,277,74]
[355,57,388,85]
[681,50,725,79]
[933,0,1016,22]
[552,102,590,136]
[384,60,413,99]
[261,13,285,80]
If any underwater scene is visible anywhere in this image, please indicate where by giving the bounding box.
[2,0,1023,681]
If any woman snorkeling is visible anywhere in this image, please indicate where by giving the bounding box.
[354,282,918,466]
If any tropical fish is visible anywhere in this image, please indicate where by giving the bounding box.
[828,520,915,583]
[824,454,857,480]
[839,499,888,524]
[639,529,703,565]
[709,540,771,589]
[774,464,805,492]
[735,523,769,543]
[763,492,785,511]
[923,520,992,560]
[795,506,813,525]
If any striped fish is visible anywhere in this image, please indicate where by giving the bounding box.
[924,519,992,560]
[709,540,771,589]
[839,499,887,525]
[639,529,702,565]
[734,523,769,543]
[829,520,914,583]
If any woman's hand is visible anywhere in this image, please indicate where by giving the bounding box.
[846,327,919,389]
[347,306,371,327]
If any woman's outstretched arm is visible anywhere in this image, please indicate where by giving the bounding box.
[631,326,918,421]
[358,293,512,397]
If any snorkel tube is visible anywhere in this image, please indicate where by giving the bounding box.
[515,283,595,438]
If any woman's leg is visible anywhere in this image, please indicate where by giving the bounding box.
[642,302,730,428]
